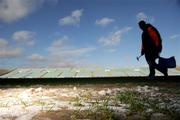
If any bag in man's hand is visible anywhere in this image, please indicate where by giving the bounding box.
[158,56,176,68]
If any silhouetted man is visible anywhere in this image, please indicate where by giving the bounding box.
[138,20,168,79]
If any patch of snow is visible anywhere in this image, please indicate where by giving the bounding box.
[16,112,38,120]
[98,90,106,96]
[73,86,77,91]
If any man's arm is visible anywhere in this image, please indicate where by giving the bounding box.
[141,43,145,56]
[141,34,145,56]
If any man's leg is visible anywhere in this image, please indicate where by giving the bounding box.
[145,55,155,79]
[147,60,156,79]
[145,54,168,78]
[149,57,168,77]
[155,63,168,77]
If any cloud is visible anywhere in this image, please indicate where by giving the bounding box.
[107,49,117,53]
[0,38,22,58]
[27,53,46,62]
[0,48,22,58]
[59,9,83,26]
[136,12,154,23]
[48,47,96,67]
[46,0,59,4]
[47,57,78,68]
[0,0,45,23]
[57,47,96,57]
[170,34,180,40]
[47,36,96,67]
[49,36,96,57]
[51,36,68,48]
[95,17,114,26]
[49,45,96,57]
[98,27,132,46]
[12,30,36,46]
[136,12,148,21]
[0,38,8,46]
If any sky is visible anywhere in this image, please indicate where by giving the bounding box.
[0,0,180,68]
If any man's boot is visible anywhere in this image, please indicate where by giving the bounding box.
[148,74,155,80]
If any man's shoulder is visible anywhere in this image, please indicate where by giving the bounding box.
[147,24,154,29]
[146,23,152,26]
[147,24,158,31]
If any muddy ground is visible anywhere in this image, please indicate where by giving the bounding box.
[0,82,180,120]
